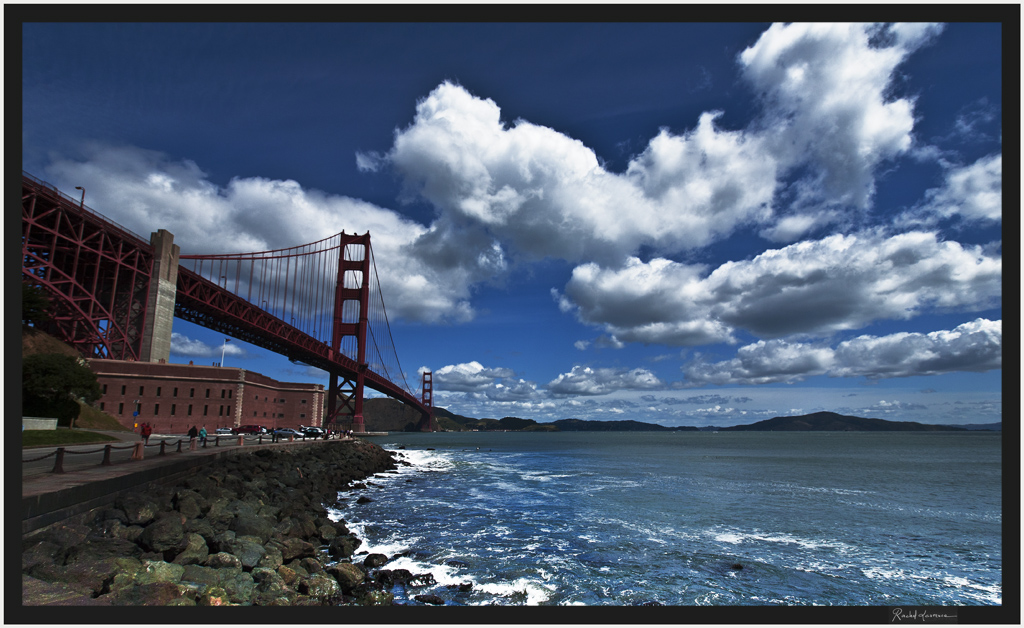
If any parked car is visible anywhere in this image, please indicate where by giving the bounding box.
[300,426,325,438]
[215,427,233,435]
[233,424,267,435]
[274,428,305,438]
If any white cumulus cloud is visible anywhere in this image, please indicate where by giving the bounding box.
[682,319,1001,385]
[170,333,247,359]
[547,366,664,396]
[433,361,516,393]
[740,22,942,212]
[899,153,1002,226]
[561,230,1001,345]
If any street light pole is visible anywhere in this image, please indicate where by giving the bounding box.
[220,338,228,368]
[74,186,85,209]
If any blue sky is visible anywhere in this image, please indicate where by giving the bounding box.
[21,16,1005,427]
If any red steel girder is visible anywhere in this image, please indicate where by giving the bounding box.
[22,172,153,360]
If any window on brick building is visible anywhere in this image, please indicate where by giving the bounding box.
[156,387,161,397]
[118,403,123,414]
[227,406,232,416]
[100,402,105,411]
[154,404,160,415]
[190,388,195,398]
[103,384,108,395]
[221,389,226,399]
[206,389,210,398]
[121,385,126,395]
[139,386,144,396]
[188,405,193,416]
[228,390,232,399]
[204,405,208,416]
[173,387,178,397]
[301,399,306,404]
[300,413,306,418]
[171,404,176,416]
[218,406,223,416]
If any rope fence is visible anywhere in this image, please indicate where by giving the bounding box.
[23,431,342,474]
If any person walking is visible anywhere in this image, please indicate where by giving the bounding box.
[199,425,208,447]
[141,422,152,445]
[188,425,198,451]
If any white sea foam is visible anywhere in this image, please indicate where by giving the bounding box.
[473,577,556,605]
[709,527,844,551]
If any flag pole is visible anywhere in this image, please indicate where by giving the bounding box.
[221,338,229,368]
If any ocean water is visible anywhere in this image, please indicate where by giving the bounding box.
[329,431,1002,607]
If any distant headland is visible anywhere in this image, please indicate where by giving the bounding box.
[362,400,998,433]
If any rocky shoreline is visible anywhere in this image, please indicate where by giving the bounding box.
[22,438,441,606]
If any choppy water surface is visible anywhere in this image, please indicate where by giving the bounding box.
[329,431,1002,607]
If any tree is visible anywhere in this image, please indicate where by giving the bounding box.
[22,353,102,426]
[22,282,52,326]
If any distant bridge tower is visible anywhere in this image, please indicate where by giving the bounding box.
[419,371,434,431]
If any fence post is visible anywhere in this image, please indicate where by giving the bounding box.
[160,441,167,456]
[131,442,144,460]
[176,439,183,453]
[215,435,220,447]
[258,434,263,445]
[51,448,65,474]
[101,444,112,466]
[237,435,244,447]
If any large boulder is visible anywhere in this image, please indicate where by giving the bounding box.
[139,513,186,554]
[317,524,338,542]
[256,545,284,571]
[222,536,265,570]
[279,537,317,562]
[136,559,185,586]
[115,495,161,526]
[203,498,235,531]
[363,553,389,569]
[326,563,364,592]
[375,569,413,588]
[251,567,295,606]
[204,552,242,570]
[211,568,255,605]
[298,573,339,600]
[415,594,445,605]
[172,489,206,519]
[170,533,209,566]
[22,539,66,574]
[229,513,276,543]
[326,534,361,560]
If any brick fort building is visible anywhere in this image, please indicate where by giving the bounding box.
[89,359,325,434]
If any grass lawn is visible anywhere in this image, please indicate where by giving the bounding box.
[22,429,120,448]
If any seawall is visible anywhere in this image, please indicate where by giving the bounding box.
[22,438,409,606]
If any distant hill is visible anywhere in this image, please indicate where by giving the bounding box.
[361,398,424,432]
[551,418,699,432]
[721,411,966,432]
[947,422,1001,431]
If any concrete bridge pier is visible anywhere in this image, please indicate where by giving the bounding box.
[139,229,179,363]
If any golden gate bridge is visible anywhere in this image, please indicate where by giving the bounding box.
[21,171,434,432]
